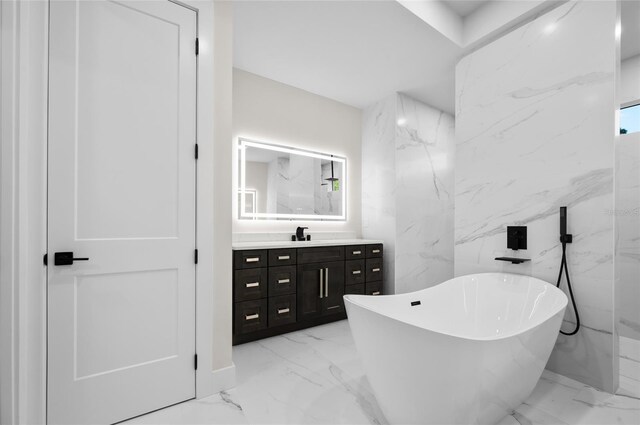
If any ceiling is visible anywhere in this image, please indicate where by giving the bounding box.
[622,0,640,60]
[444,0,488,18]
[234,0,639,114]
[233,0,463,113]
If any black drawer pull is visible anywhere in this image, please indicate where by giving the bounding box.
[245,282,260,288]
[277,278,290,284]
[245,313,259,321]
[277,308,290,315]
[245,257,260,263]
[278,255,290,260]
[352,270,361,275]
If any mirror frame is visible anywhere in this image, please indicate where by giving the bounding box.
[238,137,347,221]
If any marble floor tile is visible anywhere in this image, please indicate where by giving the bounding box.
[123,389,248,425]
[127,322,640,425]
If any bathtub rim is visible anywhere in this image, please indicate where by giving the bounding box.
[344,272,568,342]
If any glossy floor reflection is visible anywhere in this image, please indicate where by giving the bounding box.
[125,321,640,425]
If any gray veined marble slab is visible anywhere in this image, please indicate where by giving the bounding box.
[362,93,455,295]
[124,322,640,425]
[454,0,618,392]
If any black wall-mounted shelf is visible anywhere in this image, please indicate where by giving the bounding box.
[495,257,531,264]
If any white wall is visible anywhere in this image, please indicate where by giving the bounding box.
[0,1,48,422]
[211,0,234,376]
[616,132,640,339]
[455,1,618,392]
[617,54,640,340]
[362,93,455,295]
[244,161,268,213]
[232,68,362,236]
[621,54,640,106]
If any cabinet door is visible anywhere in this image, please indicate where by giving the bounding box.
[297,264,323,321]
[321,261,345,316]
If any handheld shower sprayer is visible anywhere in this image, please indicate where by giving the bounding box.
[556,206,580,335]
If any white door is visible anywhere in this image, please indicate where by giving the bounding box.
[47,1,197,424]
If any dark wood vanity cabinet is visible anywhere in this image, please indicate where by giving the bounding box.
[233,243,383,345]
[297,261,345,321]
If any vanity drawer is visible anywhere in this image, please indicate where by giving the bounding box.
[345,245,365,260]
[345,283,365,295]
[234,268,268,301]
[234,299,268,334]
[269,248,297,266]
[365,281,382,296]
[268,266,297,296]
[234,250,268,269]
[297,246,345,264]
[365,244,383,258]
[345,260,365,285]
[268,294,297,328]
[365,258,383,282]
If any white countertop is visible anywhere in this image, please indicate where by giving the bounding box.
[232,239,383,250]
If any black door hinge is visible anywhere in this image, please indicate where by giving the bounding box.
[43,253,48,266]
[194,354,198,370]
[194,249,198,265]
[195,143,199,160]
[195,38,199,56]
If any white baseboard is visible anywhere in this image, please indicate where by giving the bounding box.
[204,364,236,396]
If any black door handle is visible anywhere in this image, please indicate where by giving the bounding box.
[54,252,89,266]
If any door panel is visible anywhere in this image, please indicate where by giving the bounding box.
[74,269,179,379]
[322,261,345,315]
[47,1,197,424]
[74,0,181,240]
[297,264,323,321]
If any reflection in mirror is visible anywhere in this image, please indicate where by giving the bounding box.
[238,138,346,220]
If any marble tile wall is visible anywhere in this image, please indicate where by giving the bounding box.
[362,96,397,294]
[395,94,455,293]
[455,0,618,392]
[616,133,640,339]
[362,93,455,294]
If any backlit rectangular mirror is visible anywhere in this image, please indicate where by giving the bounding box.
[238,138,346,220]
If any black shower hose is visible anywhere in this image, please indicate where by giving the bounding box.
[556,240,580,336]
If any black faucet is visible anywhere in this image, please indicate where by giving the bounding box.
[296,227,308,241]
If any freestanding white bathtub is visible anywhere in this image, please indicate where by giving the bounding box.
[344,272,568,425]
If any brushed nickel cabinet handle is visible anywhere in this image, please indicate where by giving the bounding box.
[372,249,380,254]
[372,268,380,272]
[245,313,259,320]
[372,291,381,296]
[277,278,290,284]
[277,308,290,315]
[278,255,290,260]
[352,250,361,255]
[327,305,340,310]
[325,268,329,297]
[319,268,324,299]
[246,282,260,288]
[245,257,260,263]
[352,270,361,275]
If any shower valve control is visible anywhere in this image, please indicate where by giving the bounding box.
[559,206,573,244]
